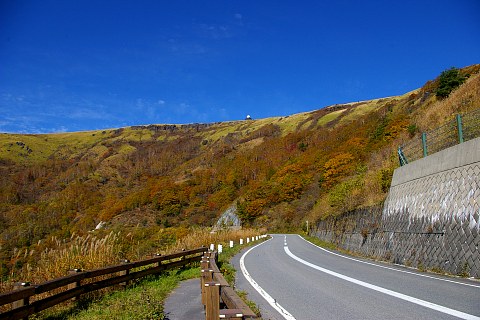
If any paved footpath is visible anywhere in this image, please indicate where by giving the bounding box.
[163,278,205,320]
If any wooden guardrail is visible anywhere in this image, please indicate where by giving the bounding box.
[0,247,207,320]
[201,251,257,320]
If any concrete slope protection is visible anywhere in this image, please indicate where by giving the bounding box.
[233,234,480,320]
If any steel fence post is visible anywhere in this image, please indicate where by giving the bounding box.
[456,114,464,143]
[422,132,428,157]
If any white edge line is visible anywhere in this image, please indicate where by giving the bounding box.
[284,244,480,320]
[298,235,480,289]
[240,237,296,320]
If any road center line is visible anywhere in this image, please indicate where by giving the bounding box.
[240,238,296,320]
[284,244,480,320]
[298,235,480,288]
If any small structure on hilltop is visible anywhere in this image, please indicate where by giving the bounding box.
[245,114,253,120]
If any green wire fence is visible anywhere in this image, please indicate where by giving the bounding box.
[398,108,480,166]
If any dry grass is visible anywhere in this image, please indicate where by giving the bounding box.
[165,227,264,253]
[0,228,262,294]
[1,232,123,293]
[417,72,480,131]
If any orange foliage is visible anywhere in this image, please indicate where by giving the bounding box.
[2,65,478,277]
[323,153,355,188]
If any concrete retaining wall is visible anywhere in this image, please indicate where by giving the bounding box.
[313,138,480,277]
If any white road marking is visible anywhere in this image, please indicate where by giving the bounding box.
[284,243,480,320]
[298,235,480,288]
[240,238,296,320]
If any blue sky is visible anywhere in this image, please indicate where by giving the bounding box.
[1,0,479,133]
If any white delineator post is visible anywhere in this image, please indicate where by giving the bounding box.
[229,240,234,248]
[210,243,215,251]
[218,244,223,254]
[240,238,244,245]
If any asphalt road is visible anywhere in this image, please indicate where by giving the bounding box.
[230,234,480,320]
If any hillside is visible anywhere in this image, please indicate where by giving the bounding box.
[1,64,479,280]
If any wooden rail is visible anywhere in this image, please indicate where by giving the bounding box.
[201,251,257,319]
[0,248,207,320]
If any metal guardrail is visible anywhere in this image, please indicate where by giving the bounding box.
[0,248,206,319]
[398,108,480,166]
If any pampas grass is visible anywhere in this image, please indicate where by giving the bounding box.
[0,227,263,294]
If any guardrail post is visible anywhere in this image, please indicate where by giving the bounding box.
[200,257,210,305]
[13,282,30,319]
[456,114,464,143]
[422,132,428,157]
[68,269,82,301]
[201,268,214,305]
[154,253,162,267]
[119,259,130,289]
[181,248,186,262]
[205,282,220,320]
[200,258,209,271]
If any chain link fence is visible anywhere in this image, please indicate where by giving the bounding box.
[398,108,480,165]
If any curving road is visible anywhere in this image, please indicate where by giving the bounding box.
[230,234,480,320]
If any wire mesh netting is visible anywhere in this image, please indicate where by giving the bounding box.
[399,108,480,165]
[462,108,480,141]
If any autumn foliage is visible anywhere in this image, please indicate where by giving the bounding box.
[0,64,479,283]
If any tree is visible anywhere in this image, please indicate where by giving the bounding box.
[435,67,466,99]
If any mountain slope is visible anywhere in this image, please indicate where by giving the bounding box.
[0,64,479,278]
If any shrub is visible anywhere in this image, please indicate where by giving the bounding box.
[435,67,467,99]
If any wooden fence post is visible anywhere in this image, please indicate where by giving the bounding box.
[204,282,220,320]
[201,269,214,305]
[119,259,130,289]
[68,269,82,301]
[200,258,208,303]
[154,253,162,268]
[13,282,30,320]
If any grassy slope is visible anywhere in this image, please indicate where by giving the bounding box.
[1,64,479,166]
[0,98,391,165]
[1,64,479,283]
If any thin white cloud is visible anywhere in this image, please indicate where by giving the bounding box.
[217,107,229,120]
[176,103,189,115]
[136,98,145,108]
[67,108,111,120]
[42,125,68,133]
[198,23,232,40]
